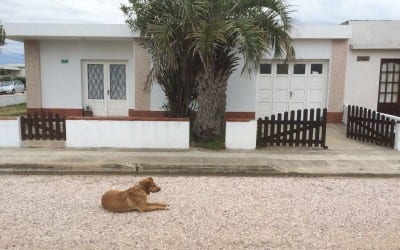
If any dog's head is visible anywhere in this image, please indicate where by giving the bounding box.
[139,177,161,194]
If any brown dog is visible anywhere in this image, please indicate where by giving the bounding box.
[101,177,168,213]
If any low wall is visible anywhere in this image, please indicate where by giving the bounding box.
[0,117,21,147]
[0,94,26,107]
[225,120,257,150]
[66,117,190,149]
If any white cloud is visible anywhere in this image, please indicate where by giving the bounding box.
[0,0,129,23]
[287,0,400,24]
[1,0,400,63]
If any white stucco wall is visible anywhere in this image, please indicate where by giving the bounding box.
[150,39,334,112]
[0,118,21,147]
[229,39,333,112]
[66,119,189,149]
[225,120,257,149]
[348,20,400,50]
[344,21,400,110]
[344,50,400,110]
[150,83,167,111]
[39,40,135,109]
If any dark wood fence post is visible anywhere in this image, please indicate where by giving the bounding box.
[255,108,328,149]
[321,108,327,149]
[270,115,275,146]
[283,112,288,146]
[308,109,314,147]
[295,110,301,146]
[20,116,26,140]
[276,113,282,146]
[315,109,321,147]
[289,110,295,146]
[301,109,308,146]
[62,117,66,140]
[345,105,396,148]
[257,118,262,145]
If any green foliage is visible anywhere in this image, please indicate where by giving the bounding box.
[14,76,25,84]
[0,22,5,45]
[0,103,27,117]
[122,0,294,138]
[191,133,226,150]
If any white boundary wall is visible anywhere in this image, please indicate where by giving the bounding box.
[0,118,21,147]
[66,119,190,149]
[225,120,257,150]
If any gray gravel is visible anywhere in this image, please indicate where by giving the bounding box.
[0,176,400,249]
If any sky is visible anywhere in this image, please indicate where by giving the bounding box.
[1,0,400,64]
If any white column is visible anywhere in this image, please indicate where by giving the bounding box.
[395,124,400,151]
[225,120,257,150]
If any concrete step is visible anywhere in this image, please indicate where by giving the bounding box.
[22,140,65,148]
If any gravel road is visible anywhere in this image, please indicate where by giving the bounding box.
[1,176,399,249]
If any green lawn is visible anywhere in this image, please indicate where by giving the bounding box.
[0,103,27,117]
[191,133,226,150]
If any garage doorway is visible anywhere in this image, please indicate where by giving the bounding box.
[256,61,328,119]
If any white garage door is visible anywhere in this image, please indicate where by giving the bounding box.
[256,61,328,119]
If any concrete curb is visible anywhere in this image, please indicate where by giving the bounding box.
[1,163,400,178]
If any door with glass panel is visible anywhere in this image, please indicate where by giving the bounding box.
[377,59,400,116]
[83,61,128,116]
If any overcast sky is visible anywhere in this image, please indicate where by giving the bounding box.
[1,0,400,63]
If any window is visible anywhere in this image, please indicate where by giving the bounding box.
[259,64,271,74]
[277,64,288,74]
[293,64,306,74]
[310,64,323,75]
[379,60,400,103]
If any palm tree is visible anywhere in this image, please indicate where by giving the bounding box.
[0,22,5,45]
[122,0,200,118]
[190,0,294,139]
[122,0,294,139]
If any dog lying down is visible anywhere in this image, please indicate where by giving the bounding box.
[101,177,168,213]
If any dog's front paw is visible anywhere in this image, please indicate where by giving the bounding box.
[164,204,170,210]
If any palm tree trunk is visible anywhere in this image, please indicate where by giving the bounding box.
[193,69,228,140]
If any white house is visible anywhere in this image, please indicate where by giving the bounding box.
[3,21,400,121]
[344,20,400,116]
[0,64,25,80]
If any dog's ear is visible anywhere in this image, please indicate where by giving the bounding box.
[147,177,154,182]
[139,178,152,194]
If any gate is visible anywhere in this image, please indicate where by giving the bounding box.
[346,105,395,148]
[257,108,327,148]
[20,113,66,140]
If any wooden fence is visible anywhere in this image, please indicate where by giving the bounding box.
[20,113,66,140]
[257,108,328,148]
[346,105,395,148]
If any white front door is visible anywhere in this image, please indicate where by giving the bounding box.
[256,61,328,118]
[83,61,128,116]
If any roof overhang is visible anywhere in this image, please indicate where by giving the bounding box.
[4,23,140,41]
[0,66,21,71]
[290,25,352,39]
[350,44,400,50]
[4,23,352,42]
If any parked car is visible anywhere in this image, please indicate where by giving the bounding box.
[0,80,25,94]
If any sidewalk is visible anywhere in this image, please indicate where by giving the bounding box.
[0,125,399,177]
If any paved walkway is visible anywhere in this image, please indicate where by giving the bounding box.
[0,124,399,176]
